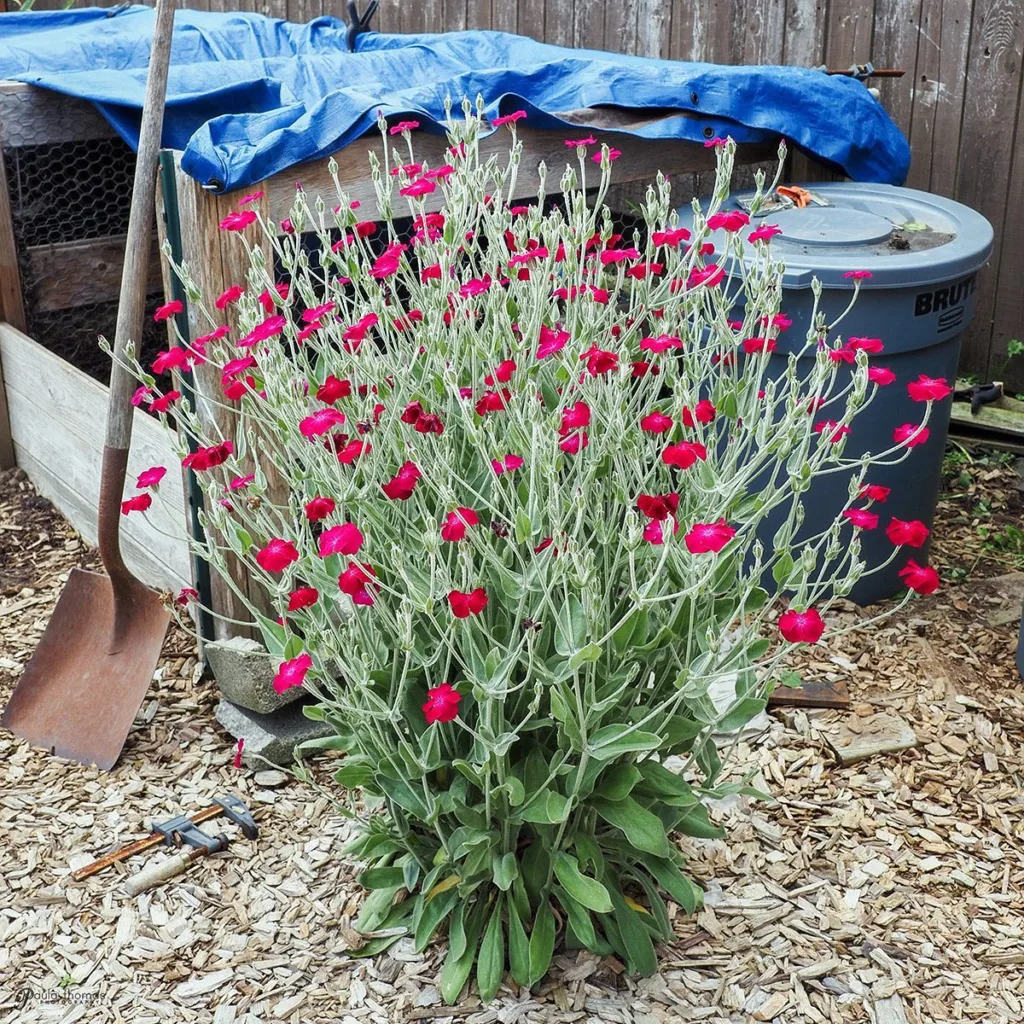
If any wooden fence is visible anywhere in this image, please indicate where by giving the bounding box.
[10,0,1024,384]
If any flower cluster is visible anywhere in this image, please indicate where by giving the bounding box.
[132,107,943,999]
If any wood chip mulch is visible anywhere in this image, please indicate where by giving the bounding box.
[1,460,1022,1024]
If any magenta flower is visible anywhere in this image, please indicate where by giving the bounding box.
[120,493,152,515]
[182,440,233,472]
[304,496,336,521]
[842,509,879,530]
[537,324,570,359]
[899,559,939,595]
[847,336,884,354]
[287,587,319,611]
[564,135,596,147]
[215,285,244,310]
[814,421,851,443]
[476,389,511,415]
[273,652,312,694]
[152,347,188,375]
[843,270,873,281]
[219,210,257,232]
[640,411,674,434]
[256,538,299,573]
[485,359,516,386]
[318,523,364,558]
[599,247,640,265]
[300,408,346,438]
[859,484,891,503]
[652,228,691,246]
[684,519,736,554]
[742,337,777,355]
[579,345,618,376]
[779,608,825,643]
[317,375,351,404]
[153,300,182,322]
[459,274,492,298]
[643,519,678,545]
[148,391,180,414]
[748,224,782,243]
[423,683,461,724]
[492,453,524,475]
[706,211,750,233]
[688,264,725,289]
[238,314,287,348]
[339,561,377,605]
[136,466,166,489]
[400,178,437,198]
[907,375,952,402]
[389,119,420,135]
[441,507,479,542]
[894,423,930,447]
[493,110,527,127]
[559,431,589,455]
[662,441,707,469]
[382,461,422,501]
[636,492,679,521]
[640,333,682,354]
[448,587,488,618]
[886,517,930,547]
[560,401,591,433]
[868,366,896,386]
[681,400,716,427]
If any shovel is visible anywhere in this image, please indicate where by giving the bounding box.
[2,0,177,770]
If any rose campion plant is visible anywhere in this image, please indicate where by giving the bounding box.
[124,101,944,1000]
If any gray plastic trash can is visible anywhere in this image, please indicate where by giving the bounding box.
[679,183,993,604]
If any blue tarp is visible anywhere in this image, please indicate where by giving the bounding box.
[0,6,911,194]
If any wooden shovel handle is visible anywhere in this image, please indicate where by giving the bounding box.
[106,0,177,452]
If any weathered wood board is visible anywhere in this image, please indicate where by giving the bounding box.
[0,323,190,590]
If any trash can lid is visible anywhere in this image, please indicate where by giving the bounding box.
[679,182,993,290]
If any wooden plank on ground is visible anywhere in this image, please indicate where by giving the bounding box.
[24,234,163,314]
[0,323,190,589]
[953,0,1024,379]
[769,678,852,709]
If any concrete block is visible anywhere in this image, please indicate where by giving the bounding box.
[216,699,334,767]
[206,636,303,714]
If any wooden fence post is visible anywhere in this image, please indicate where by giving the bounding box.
[169,158,289,641]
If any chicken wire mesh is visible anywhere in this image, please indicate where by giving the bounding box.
[1,87,165,383]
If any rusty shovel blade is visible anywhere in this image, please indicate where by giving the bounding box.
[2,568,170,770]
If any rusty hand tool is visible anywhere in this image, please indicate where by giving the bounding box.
[72,795,258,895]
